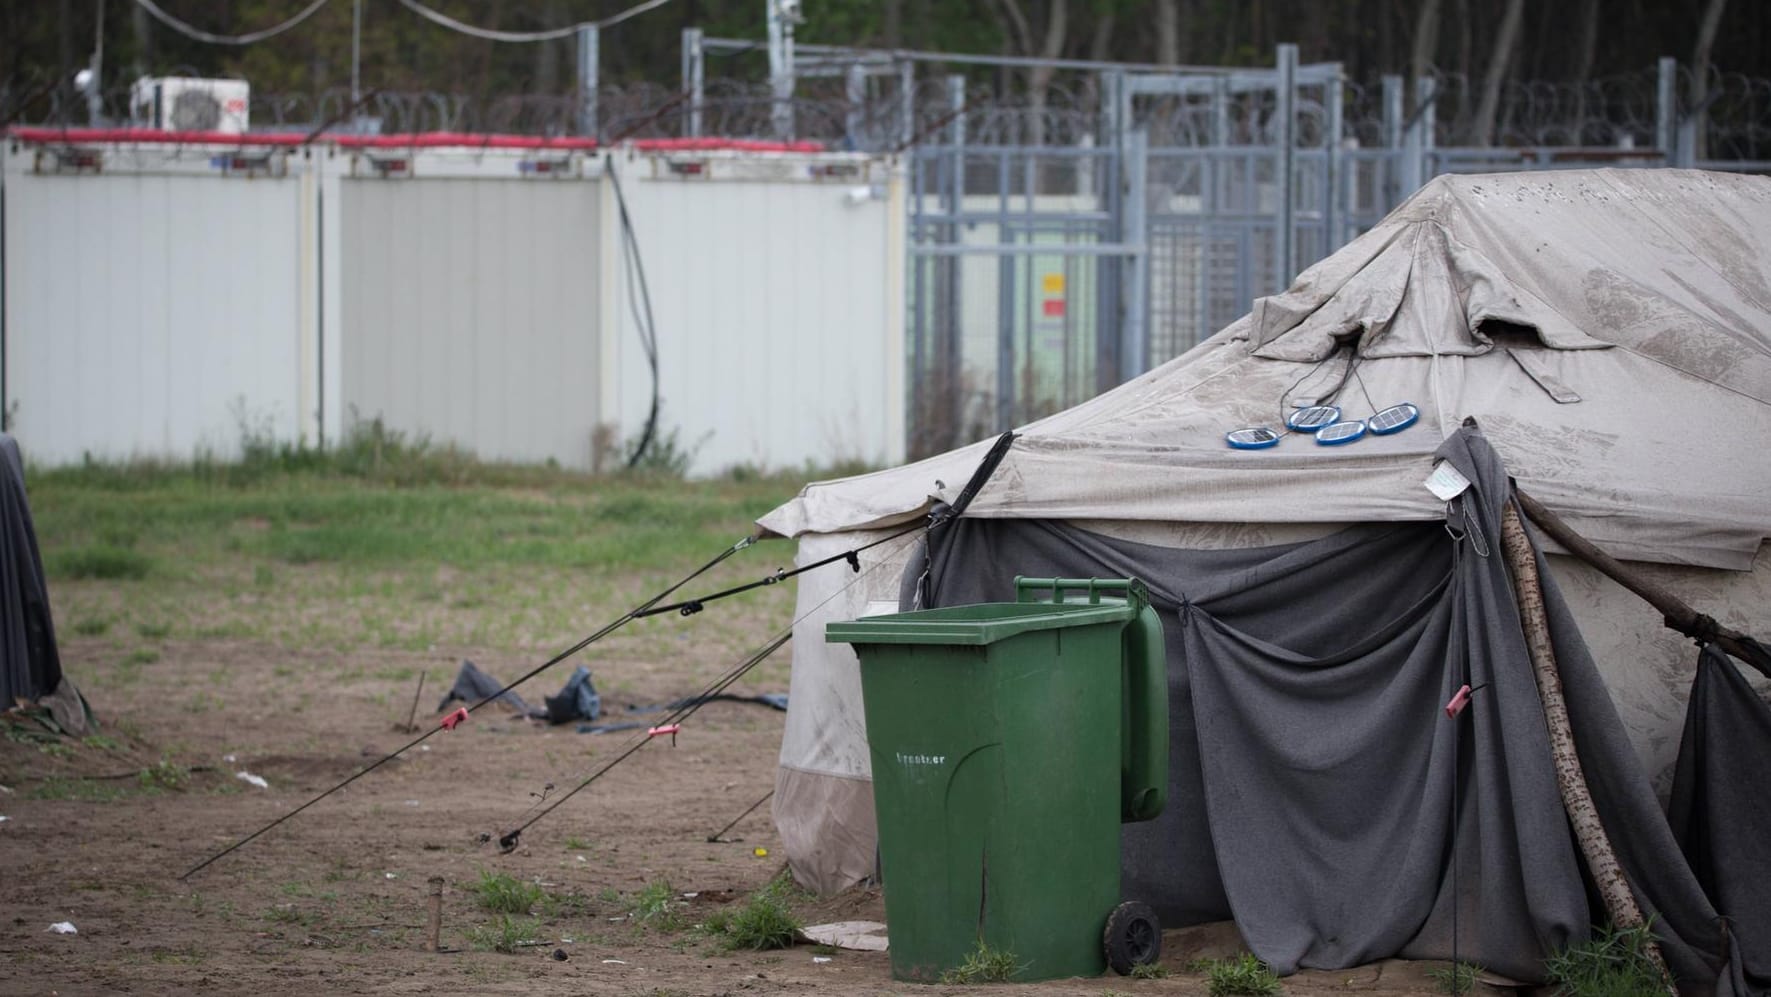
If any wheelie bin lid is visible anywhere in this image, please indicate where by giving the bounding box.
[826,577,1146,647]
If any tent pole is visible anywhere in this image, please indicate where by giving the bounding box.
[1499,503,1675,994]
[1515,489,1767,678]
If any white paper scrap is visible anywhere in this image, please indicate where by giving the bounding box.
[235,771,269,789]
[1424,461,1472,501]
[800,920,889,952]
[48,922,77,934]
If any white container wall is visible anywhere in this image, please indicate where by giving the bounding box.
[1,134,906,475]
[602,151,906,476]
[2,144,306,463]
[337,161,602,468]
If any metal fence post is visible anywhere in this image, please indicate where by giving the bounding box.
[898,60,915,148]
[1099,69,1125,392]
[944,74,967,430]
[682,28,704,138]
[1656,56,1678,166]
[767,0,796,139]
[1325,63,1344,255]
[1120,127,1149,382]
[576,24,599,139]
[1276,43,1297,293]
[846,62,866,150]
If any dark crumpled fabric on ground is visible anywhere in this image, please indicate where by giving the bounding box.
[920,427,1742,993]
[1670,642,1771,995]
[0,434,62,707]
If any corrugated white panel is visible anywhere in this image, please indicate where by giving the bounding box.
[338,177,601,467]
[607,162,903,476]
[3,168,303,463]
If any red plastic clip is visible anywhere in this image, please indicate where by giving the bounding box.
[1444,684,1473,718]
[440,707,469,731]
[647,723,681,745]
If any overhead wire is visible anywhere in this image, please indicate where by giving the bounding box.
[395,0,677,43]
[132,0,332,46]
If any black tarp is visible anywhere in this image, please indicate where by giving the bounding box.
[0,434,62,707]
[916,427,1744,992]
[1670,642,1771,992]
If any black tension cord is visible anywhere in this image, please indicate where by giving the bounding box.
[497,630,794,852]
[498,432,1021,848]
[179,534,756,880]
[638,430,1020,620]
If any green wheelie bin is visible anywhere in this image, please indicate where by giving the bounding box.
[825,576,1169,983]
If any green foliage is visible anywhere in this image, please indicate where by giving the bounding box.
[1205,954,1281,996]
[1130,961,1170,979]
[1428,962,1483,994]
[720,892,800,951]
[465,915,539,954]
[562,836,590,851]
[621,421,705,479]
[1544,921,1669,997]
[628,880,683,931]
[138,756,190,791]
[70,616,112,637]
[470,870,542,915]
[941,941,1026,984]
[49,544,153,580]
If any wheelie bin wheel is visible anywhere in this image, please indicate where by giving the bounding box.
[1103,900,1161,975]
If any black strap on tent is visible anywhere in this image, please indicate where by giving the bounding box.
[179,535,757,880]
[637,431,1019,620]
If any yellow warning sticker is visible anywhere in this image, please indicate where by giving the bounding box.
[1042,273,1065,295]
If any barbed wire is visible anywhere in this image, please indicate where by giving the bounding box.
[7,64,1767,161]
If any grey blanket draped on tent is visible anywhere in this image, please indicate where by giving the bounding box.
[914,429,1747,993]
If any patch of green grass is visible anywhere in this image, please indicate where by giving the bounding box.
[138,757,190,791]
[563,836,591,851]
[628,879,683,931]
[470,870,542,915]
[1428,961,1483,994]
[264,905,308,925]
[1131,961,1170,979]
[941,941,1025,984]
[82,733,120,750]
[1205,953,1281,996]
[465,915,539,954]
[1545,921,1668,997]
[135,620,173,639]
[48,544,153,580]
[124,648,160,666]
[70,616,112,636]
[25,777,127,801]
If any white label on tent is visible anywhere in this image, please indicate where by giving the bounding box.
[1424,461,1471,501]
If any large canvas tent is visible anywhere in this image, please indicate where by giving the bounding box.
[759,169,1771,990]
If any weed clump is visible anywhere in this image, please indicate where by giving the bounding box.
[629,880,684,931]
[465,914,539,953]
[1427,961,1483,994]
[941,940,1025,984]
[697,873,803,951]
[470,870,542,915]
[1205,953,1281,996]
[1544,921,1669,997]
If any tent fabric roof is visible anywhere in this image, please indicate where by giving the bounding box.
[758,169,1771,570]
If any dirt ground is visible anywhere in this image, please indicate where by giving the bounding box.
[3,585,1500,997]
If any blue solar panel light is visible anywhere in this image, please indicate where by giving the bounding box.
[1315,420,1367,446]
[1286,405,1340,432]
[1226,427,1281,450]
[1367,403,1420,435]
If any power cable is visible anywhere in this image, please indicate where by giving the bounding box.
[606,155,663,468]
[132,0,332,46]
[395,0,677,43]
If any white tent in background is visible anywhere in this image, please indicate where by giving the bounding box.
[756,169,1771,979]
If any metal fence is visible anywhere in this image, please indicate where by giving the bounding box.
[9,39,1769,459]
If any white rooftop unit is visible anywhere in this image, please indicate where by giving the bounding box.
[129,77,250,133]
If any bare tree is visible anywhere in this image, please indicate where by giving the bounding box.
[1473,0,1523,146]
[1692,0,1729,159]
[1409,0,1438,117]
[988,0,1069,146]
[1156,0,1179,66]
